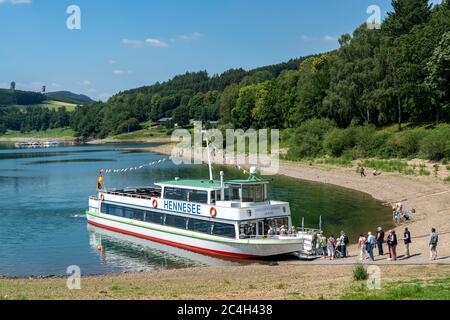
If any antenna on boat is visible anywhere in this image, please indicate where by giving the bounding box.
[203,131,214,182]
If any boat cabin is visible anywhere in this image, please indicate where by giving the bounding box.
[155,178,269,206]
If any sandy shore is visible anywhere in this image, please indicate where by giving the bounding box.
[87,137,173,145]
[143,143,450,261]
[1,264,449,300]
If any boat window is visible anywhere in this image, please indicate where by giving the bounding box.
[101,203,124,217]
[242,184,266,203]
[188,219,212,235]
[267,217,289,234]
[210,191,216,204]
[133,210,145,222]
[164,187,187,201]
[224,185,240,201]
[239,222,258,239]
[165,214,188,229]
[145,211,164,225]
[212,223,236,239]
[187,189,208,204]
[124,208,134,219]
[164,187,208,204]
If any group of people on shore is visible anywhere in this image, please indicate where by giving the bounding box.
[318,227,439,262]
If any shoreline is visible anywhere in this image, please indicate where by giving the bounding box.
[2,142,450,300]
[142,143,450,260]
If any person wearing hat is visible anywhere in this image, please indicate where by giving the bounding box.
[376,227,385,256]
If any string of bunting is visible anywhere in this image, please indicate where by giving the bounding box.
[101,156,172,174]
[100,156,251,177]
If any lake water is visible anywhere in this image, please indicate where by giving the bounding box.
[0,143,392,276]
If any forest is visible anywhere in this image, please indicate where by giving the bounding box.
[1,0,449,159]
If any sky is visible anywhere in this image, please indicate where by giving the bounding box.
[0,0,443,101]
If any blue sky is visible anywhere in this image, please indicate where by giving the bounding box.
[0,0,443,101]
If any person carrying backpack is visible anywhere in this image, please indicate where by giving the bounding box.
[429,228,439,261]
[340,231,349,258]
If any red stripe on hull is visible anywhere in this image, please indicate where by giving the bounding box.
[88,219,257,259]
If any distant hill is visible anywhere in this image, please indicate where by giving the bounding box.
[45,91,93,105]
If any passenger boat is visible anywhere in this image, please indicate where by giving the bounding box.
[86,141,319,259]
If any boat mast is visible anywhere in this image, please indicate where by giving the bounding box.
[204,132,214,182]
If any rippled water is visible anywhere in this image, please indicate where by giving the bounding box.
[0,143,392,276]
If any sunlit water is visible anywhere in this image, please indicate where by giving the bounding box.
[0,143,392,276]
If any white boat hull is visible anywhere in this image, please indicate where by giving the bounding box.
[86,211,306,259]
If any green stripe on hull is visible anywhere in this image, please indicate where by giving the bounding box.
[86,211,304,246]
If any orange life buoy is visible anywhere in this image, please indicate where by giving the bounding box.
[210,207,217,218]
[152,199,158,209]
[99,194,105,202]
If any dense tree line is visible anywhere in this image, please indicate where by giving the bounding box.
[0,106,70,133]
[67,0,450,141]
[0,89,45,107]
[3,0,449,152]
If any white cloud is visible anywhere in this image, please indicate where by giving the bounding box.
[145,38,168,48]
[122,37,168,48]
[112,69,131,76]
[122,39,144,48]
[301,35,338,42]
[177,32,202,41]
[0,0,32,4]
[108,59,118,65]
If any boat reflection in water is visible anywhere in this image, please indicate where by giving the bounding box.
[87,225,246,273]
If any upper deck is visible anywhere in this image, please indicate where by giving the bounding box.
[93,177,291,222]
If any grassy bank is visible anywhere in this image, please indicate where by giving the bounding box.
[0,127,75,140]
[1,265,449,300]
[111,127,173,141]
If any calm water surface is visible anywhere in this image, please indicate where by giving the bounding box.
[0,143,392,276]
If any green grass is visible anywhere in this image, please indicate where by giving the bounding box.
[0,127,75,139]
[112,128,172,140]
[343,277,450,300]
[315,157,353,167]
[361,159,410,174]
[10,100,78,112]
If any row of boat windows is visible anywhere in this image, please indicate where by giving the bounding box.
[101,203,236,239]
[163,185,267,204]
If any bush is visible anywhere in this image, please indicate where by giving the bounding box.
[287,119,336,159]
[324,127,356,157]
[353,264,369,281]
[420,125,450,161]
[392,129,427,158]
